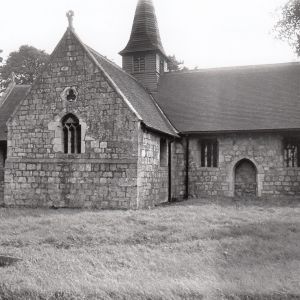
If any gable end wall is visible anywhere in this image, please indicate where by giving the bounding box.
[4,30,140,209]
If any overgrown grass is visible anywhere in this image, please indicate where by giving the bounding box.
[0,198,299,300]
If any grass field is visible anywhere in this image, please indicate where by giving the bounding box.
[0,198,299,300]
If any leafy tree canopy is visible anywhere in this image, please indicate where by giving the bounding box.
[275,0,300,55]
[167,55,189,72]
[0,45,49,93]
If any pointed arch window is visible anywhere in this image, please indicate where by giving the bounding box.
[62,114,81,154]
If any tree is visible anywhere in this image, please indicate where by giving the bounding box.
[0,45,49,93]
[167,55,188,72]
[275,0,300,55]
[0,50,3,64]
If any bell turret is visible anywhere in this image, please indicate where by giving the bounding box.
[120,0,168,93]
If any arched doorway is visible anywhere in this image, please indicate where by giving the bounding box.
[234,159,257,197]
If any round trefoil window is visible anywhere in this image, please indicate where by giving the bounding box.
[61,87,78,102]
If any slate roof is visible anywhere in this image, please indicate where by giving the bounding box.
[155,62,300,133]
[119,0,166,57]
[0,84,30,140]
[86,45,177,136]
[4,29,300,138]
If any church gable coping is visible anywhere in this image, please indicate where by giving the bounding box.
[7,28,139,127]
[7,26,140,160]
[8,26,177,138]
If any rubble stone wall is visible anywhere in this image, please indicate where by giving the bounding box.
[137,130,168,208]
[172,133,300,199]
[170,139,186,200]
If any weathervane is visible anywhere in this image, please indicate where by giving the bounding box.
[66,10,74,30]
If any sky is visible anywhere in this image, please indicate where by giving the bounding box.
[0,0,298,69]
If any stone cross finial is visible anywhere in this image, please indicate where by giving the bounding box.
[66,10,74,30]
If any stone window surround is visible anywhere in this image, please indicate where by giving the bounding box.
[62,113,81,154]
[60,86,78,102]
[48,112,87,154]
[283,137,300,168]
[198,138,218,168]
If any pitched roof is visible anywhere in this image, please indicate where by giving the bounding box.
[156,62,300,133]
[0,84,30,140]
[119,0,166,57]
[0,29,177,139]
[86,45,177,136]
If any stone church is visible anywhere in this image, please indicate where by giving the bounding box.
[1,0,300,208]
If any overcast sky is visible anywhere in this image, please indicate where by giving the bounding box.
[0,0,298,68]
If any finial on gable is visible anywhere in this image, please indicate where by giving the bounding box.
[66,10,74,30]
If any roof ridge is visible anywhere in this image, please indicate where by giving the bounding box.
[164,61,300,76]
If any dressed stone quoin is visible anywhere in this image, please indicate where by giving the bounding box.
[1,0,300,208]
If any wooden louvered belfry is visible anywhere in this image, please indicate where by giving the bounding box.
[120,0,169,93]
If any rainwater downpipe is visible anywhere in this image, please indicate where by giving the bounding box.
[168,138,175,202]
[185,136,189,199]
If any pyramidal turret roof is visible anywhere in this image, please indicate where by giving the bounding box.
[120,0,166,56]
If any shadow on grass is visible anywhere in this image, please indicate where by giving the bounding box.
[33,216,300,250]
[207,221,299,241]
[0,287,205,300]
[225,295,300,300]
[0,256,21,268]
[1,287,299,300]
[168,196,300,208]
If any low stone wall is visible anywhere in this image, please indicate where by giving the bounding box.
[4,159,137,209]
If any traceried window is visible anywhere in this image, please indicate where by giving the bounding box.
[62,114,81,154]
[200,139,218,168]
[66,88,77,102]
[284,138,300,167]
[61,87,78,102]
[133,55,145,73]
